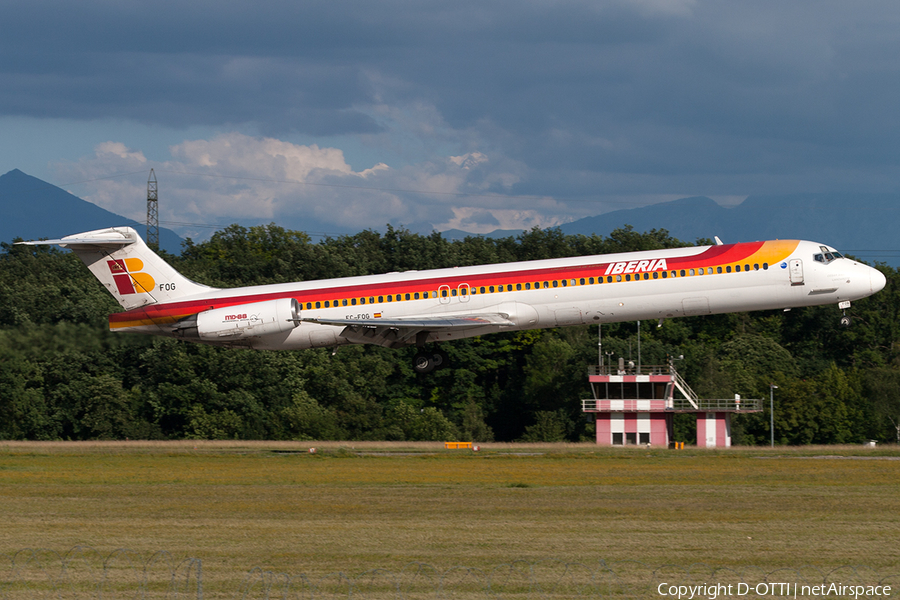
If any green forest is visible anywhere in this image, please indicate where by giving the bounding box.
[2,224,899,444]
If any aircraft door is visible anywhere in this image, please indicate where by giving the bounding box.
[438,285,451,304]
[458,283,470,303]
[789,259,804,286]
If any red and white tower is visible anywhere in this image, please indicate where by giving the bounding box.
[582,357,761,448]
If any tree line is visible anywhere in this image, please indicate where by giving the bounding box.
[1,224,899,444]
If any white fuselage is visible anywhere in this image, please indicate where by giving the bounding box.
[109,239,883,350]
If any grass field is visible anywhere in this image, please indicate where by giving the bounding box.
[1,441,899,598]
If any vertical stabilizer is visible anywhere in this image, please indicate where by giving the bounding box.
[19,227,213,309]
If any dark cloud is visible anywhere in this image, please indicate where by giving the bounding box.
[4,0,900,210]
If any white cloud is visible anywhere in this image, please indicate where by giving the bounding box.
[94,142,147,163]
[51,133,555,237]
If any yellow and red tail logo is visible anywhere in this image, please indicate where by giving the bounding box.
[107,259,155,295]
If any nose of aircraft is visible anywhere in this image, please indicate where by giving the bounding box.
[871,267,887,294]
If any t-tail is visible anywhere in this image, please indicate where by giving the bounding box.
[19,227,213,310]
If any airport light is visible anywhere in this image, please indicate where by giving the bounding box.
[769,384,778,448]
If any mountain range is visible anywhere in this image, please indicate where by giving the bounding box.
[452,193,899,266]
[0,169,182,253]
[1,169,897,265]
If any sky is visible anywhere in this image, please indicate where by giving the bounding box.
[2,0,900,240]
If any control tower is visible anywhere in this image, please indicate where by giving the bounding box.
[581,358,762,447]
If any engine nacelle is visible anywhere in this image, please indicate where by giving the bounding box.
[187,298,300,340]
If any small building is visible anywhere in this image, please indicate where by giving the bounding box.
[581,360,762,447]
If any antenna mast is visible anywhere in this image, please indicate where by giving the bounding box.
[146,169,159,250]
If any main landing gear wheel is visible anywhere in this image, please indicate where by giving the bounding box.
[413,352,434,374]
[412,348,449,374]
[840,315,852,328]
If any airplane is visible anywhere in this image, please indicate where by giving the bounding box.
[20,227,886,373]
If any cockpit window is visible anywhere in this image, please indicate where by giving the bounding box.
[815,245,843,264]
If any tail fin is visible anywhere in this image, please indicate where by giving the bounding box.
[19,227,214,309]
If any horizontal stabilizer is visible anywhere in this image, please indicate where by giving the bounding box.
[18,229,138,248]
[19,236,135,248]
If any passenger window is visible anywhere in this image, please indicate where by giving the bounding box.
[625,274,631,281]
[414,292,420,300]
[377,296,383,303]
[460,287,468,295]
[754,264,759,271]
[726,266,732,273]
[607,276,613,283]
[615,275,622,282]
[579,278,585,285]
[680,270,686,277]
[516,283,522,291]
[744,264,749,272]
[543,281,549,288]
[653,272,658,279]
[489,286,495,293]
[316,301,321,308]
[735,265,740,272]
[553,281,559,287]
[717,267,723,274]
[689,269,695,276]
[451,289,457,296]
[525,282,531,290]
[342,299,348,306]
[763,263,769,270]
[352,298,358,305]
[589,277,595,284]
[405,293,411,301]
[480,287,486,294]
[324,301,330,308]
[662,271,667,278]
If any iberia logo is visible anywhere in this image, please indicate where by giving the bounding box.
[107,259,155,295]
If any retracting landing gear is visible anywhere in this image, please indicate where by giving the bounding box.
[413,347,449,374]
[411,331,449,374]
[839,300,852,328]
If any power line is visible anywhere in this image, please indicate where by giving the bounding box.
[146,169,159,250]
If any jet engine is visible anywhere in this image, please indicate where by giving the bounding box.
[177,298,300,340]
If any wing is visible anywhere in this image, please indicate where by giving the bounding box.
[301,313,514,348]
